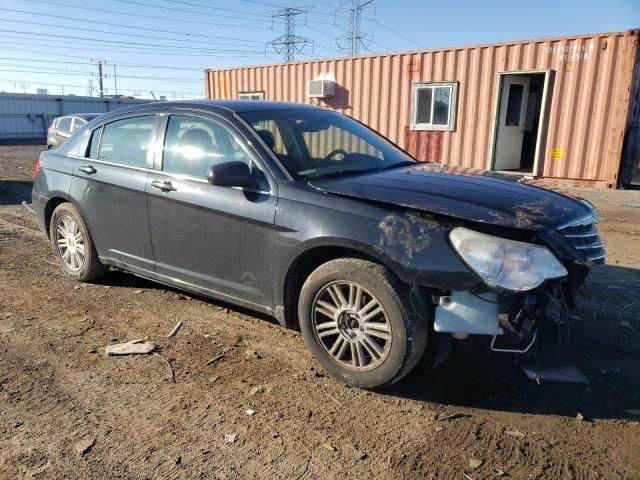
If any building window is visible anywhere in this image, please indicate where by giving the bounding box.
[238,91,264,100]
[410,82,458,131]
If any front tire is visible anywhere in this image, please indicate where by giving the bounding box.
[49,203,108,282]
[298,258,428,389]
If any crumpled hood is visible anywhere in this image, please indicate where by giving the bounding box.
[309,164,594,231]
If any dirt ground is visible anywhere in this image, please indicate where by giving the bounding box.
[1,145,639,480]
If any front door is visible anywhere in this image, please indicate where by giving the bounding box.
[493,75,530,171]
[146,113,277,309]
[70,114,158,271]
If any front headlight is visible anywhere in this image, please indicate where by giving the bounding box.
[449,227,567,291]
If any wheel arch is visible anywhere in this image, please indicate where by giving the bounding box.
[43,196,70,239]
[280,241,406,330]
[43,196,94,242]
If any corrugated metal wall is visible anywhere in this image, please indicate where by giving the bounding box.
[0,93,151,142]
[206,30,640,185]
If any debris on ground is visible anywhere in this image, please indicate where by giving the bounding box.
[167,321,183,338]
[248,386,263,396]
[224,433,238,444]
[354,449,367,460]
[245,408,255,415]
[437,412,471,421]
[74,437,96,456]
[521,366,589,384]
[505,430,525,438]
[244,349,262,359]
[576,413,585,421]
[153,353,176,383]
[323,443,336,452]
[468,457,483,470]
[20,201,34,214]
[204,353,225,366]
[105,339,156,356]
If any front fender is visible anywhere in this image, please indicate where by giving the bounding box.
[273,186,480,310]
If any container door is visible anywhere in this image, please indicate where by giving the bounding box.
[494,75,530,171]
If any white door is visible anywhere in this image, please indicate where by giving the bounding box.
[493,75,530,171]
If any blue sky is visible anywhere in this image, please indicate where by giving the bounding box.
[0,0,637,98]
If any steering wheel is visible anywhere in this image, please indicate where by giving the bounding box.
[324,148,348,161]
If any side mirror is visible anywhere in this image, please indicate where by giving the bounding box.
[207,161,259,190]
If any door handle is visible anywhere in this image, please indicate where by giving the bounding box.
[78,165,97,175]
[151,180,177,192]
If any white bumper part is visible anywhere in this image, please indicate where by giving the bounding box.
[434,290,503,336]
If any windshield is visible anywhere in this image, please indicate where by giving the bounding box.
[240,109,415,179]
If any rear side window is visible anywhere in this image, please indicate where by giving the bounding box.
[162,115,250,178]
[71,118,86,132]
[58,117,72,133]
[98,116,155,167]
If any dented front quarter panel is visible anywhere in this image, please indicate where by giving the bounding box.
[272,182,480,309]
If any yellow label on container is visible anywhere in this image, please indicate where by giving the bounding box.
[551,148,564,161]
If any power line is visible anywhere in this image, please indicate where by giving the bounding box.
[0,18,264,47]
[267,7,314,63]
[157,0,266,17]
[0,78,203,96]
[111,0,272,23]
[336,0,374,56]
[0,8,271,43]
[0,30,266,54]
[0,56,204,72]
[369,18,425,49]
[0,39,263,58]
[0,64,203,82]
[16,1,276,30]
[236,0,282,7]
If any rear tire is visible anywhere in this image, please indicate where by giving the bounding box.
[298,258,428,389]
[49,203,108,282]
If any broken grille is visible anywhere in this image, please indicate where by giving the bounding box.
[558,220,605,265]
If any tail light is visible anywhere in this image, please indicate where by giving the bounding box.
[33,159,41,177]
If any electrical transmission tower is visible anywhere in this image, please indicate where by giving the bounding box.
[267,7,313,63]
[336,0,374,56]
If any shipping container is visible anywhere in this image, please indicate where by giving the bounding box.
[206,30,640,187]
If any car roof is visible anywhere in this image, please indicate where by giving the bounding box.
[56,113,102,121]
[95,99,322,120]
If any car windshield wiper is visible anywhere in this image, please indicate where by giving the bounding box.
[306,169,376,180]
[378,160,417,171]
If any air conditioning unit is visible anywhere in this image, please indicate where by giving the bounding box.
[308,78,335,98]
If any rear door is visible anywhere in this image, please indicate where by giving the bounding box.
[146,111,277,308]
[69,113,159,271]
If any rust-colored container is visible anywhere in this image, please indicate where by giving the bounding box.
[206,30,640,187]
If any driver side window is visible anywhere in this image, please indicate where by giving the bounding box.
[162,115,250,178]
[301,124,384,161]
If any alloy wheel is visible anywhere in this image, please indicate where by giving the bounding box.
[55,215,85,271]
[311,281,392,372]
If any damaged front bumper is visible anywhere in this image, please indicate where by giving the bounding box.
[433,281,568,354]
